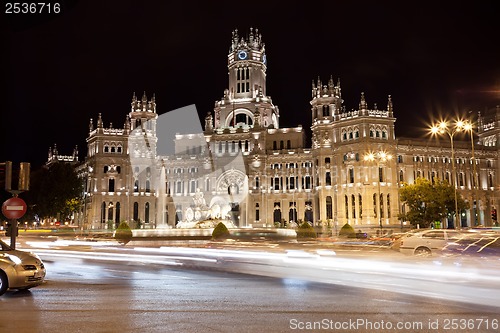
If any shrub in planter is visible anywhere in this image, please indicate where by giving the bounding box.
[212,222,230,240]
[114,221,133,245]
[338,223,356,238]
[296,221,317,239]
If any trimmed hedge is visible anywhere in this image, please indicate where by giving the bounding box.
[212,222,230,240]
[296,221,317,239]
[338,223,356,238]
[114,221,133,245]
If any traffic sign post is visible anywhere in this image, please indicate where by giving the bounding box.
[2,161,30,249]
[2,197,27,250]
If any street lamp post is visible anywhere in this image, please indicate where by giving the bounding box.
[431,120,467,229]
[464,121,478,226]
[364,151,392,233]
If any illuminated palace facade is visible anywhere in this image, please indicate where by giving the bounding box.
[75,28,499,230]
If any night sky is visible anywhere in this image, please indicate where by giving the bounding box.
[2,1,499,168]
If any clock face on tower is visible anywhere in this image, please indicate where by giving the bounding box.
[237,50,247,60]
[262,54,267,64]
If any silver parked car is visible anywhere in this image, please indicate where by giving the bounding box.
[398,229,464,256]
[0,239,46,296]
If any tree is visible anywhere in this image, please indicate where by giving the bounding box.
[32,163,83,221]
[398,177,468,228]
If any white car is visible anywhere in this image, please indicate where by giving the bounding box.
[398,229,464,256]
[0,239,46,296]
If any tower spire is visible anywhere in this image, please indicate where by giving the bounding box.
[359,92,367,110]
[387,95,393,116]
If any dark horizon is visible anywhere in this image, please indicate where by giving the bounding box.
[2,1,499,168]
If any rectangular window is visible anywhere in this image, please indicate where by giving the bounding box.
[108,179,115,192]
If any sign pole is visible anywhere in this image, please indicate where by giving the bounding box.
[10,218,17,250]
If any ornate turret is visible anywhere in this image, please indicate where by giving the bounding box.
[310,76,343,122]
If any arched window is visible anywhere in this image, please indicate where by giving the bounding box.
[145,202,150,223]
[108,202,113,222]
[351,194,356,219]
[133,203,139,223]
[326,196,333,220]
[345,195,349,219]
[115,202,121,226]
[387,194,391,218]
[146,180,151,193]
[289,202,297,222]
[323,105,329,117]
[304,175,311,189]
[380,193,384,218]
[273,202,281,223]
[373,194,377,218]
[101,202,106,224]
[359,194,363,219]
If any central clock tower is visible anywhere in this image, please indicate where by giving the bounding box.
[227,28,267,99]
[212,28,279,130]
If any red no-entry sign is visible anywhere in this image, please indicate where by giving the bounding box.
[2,197,27,219]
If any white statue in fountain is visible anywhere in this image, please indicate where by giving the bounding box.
[193,188,208,209]
[176,189,236,229]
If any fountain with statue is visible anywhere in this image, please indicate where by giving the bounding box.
[176,189,237,229]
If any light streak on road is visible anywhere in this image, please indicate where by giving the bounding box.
[16,238,500,308]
